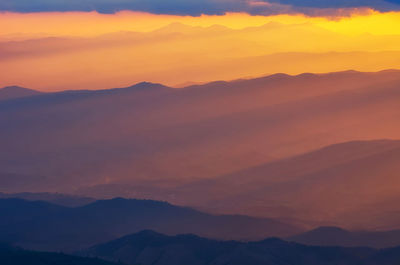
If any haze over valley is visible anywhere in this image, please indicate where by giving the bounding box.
[1,70,400,230]
[2,2,400,264]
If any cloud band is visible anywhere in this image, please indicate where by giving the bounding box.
[0,0,399,15]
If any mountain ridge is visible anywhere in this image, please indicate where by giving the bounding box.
[0,86,42,101]
[0,198,301,252]
[167,139,400,229]
[288,226,400,248]
[1,70,400,231]
[79,230,400,265]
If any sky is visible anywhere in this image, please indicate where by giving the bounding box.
[2,1,400,90]
[1,0,400,15]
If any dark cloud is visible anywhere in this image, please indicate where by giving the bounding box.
[0,0,399,15]
[268,0,400,10]
[0,0,243,15]
[386,0,400,4]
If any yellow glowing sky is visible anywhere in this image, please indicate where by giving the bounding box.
[3,10,400,38]
[1,10,400,90]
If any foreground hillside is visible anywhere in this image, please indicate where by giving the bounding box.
[80,230,400,265]
[4,194,400,250]
[0,198,299,252]
[0,244,118,265]
[4,230,400,265]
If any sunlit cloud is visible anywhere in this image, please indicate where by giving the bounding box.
[1,0,399,16]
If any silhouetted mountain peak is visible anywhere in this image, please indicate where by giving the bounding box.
[300,226,352,238]
[118,82,171,92]
[132,81,162,88]
[260,72,292,80]
[112,230,167,243]
[0,85,42,100]
[134,229,164,237]
[312,226,349,233]
[154,22,195,33]
[83,197,172,208]
[258,237,287,245]
[1,85,28,91]
[377,69,400,74]
[154,22,228,34]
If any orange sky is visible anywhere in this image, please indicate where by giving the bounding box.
[2,10,400,90]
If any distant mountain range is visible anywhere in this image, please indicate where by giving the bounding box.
[1,70,400,230]
[0,198,300,252]
[79,230,400,265]
[288,226,400,249]
[175,139,400,229]
[4,20,400,91]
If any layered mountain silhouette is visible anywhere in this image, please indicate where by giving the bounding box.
[288,226,400,248]
[0,86,41,101]
[1,70,400,230]
[0,198,300,252]
[80,230,400,265]
[0,192,95,207]
[175,140,400,229]
[4,21,400,90]
[0,244,118,265]
[4,230,400,265]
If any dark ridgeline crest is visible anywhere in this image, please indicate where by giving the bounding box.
[0,86,42,101]
[288,226,400,249]
[3,227,400,265]
[0,243,119,265]
[0,192,96,207]
[80,230,400,265]
[0,198,300,252]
